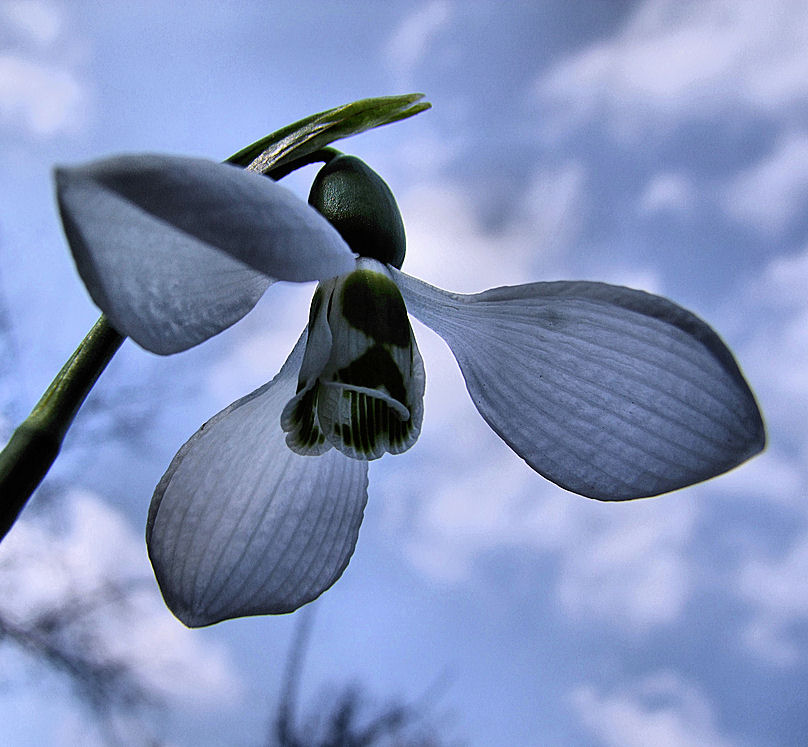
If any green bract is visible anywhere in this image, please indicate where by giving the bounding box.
[228,94,430,176]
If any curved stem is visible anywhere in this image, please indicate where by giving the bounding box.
[261,147,342,181]
[0,314,125,541]
[0,146,335,543]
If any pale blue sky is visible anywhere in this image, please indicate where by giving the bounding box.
[1,1,807,745]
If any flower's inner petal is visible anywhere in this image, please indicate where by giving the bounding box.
[281,381,331,455]
[395,270,765,501]
[280,283,336,455]
[147,332,369,627]
[315,327,425,459]
[282,260,424,461]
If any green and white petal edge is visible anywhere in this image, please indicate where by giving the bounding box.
[282,258,425,460]
[55,155,356,354]
[146,333,369,627]
[393,270,765,501]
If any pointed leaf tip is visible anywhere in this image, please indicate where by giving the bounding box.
[227,94,431,175]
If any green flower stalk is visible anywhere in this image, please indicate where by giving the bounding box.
[0,94,431,542]
[0,316,124,539]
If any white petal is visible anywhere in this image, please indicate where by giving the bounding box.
[56,155,355,354]
[147,333,369,626]
[395,271,765,500]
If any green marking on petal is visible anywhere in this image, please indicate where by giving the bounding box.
[282,263,425,461]
[336,345,407,405]
[340,270,410,347]
[338,421,353,448]
[326,388,410,459]
[308,285,325,326]
[281,384,329,455]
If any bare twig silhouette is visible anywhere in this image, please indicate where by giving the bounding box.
[269,606,454,747]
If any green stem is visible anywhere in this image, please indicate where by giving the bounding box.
[0,314,125,541]
[0,144,344,543]
[260,147,342,181]
[0,148,335,543]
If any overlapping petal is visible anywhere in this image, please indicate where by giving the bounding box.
[146,333,369,627]
[55,155,355,354]
[395,271,765,501]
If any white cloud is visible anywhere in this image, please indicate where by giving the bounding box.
[570,671,737,747]
[711,244,808,665]
[397,391,699,629]
[383,127,468,181]
[399,161,586,293]
[739,244,808,440]
[751,243,808,313]
[516,161,588,261]
[738,530,808,666]
[0,54,86,135]
[385,0,454,88]
[2,0,62,46]
[592,265,663,296]
[400,441,546,583]
[557,499,696,629]
[0,1,88,136]
[0,490,243,707]
[639,172,696,216]
[722,132,808,235]
[401,180,528,291]
[533,0,808,140]
[761,245,808,302]
[205,281,313,405]
[710,448,805,507]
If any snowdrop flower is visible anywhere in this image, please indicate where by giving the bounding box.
[56,152,765,627]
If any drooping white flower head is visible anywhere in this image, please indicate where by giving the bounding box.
[55,152,765,627]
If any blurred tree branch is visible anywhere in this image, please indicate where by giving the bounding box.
[269,606,454,747]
